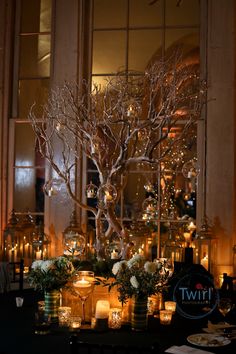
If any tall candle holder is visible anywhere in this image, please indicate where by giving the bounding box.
[73,271,94,325]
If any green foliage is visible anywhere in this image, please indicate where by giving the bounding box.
[27,256,75,292]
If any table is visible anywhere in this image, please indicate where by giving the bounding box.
[0,289,235,354]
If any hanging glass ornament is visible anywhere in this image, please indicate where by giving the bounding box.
[63,211,86,257]
[97,184,117,206]
[43,178,63,197]
[182,160,200,179]
[142,196,158,212]
[142,196,158,219]
[64,231,86,257]
[85,181,98,198]
[144,181,154,193]
[105,240,122,260]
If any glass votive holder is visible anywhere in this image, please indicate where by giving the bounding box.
[164,301,176,313]
[69,316,82,330]
[15,297,24,307]
[58,306,72,327]
[159,310,172,325]
[34,311,51,335]
[108,308,122,329]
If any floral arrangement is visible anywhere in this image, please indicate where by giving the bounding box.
[108,255,172,303]
[28,256,75,292]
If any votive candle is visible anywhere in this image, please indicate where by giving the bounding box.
[159,310,172,325]
[70,316,81,329]
[164,301,176,313]
[58,306,71,326]
[108,308,122,329]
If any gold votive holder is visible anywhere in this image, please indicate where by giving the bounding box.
[69,316,82,330]
[159,310,172,325]
[58,306,72,327]
[164,301,176,313]
[108,308,122,329]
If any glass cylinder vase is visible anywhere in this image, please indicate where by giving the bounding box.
[131,295,148,331]
[44,290,60,322]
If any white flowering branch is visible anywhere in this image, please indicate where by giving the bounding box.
[29,53,205,260]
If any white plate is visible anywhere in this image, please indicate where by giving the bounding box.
[187,333,231,347]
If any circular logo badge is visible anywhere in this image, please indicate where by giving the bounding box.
[173,272,219,319]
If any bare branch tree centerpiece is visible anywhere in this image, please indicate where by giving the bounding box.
[29,54,205,261]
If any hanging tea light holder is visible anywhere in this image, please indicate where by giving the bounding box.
[43,178,63,197]
[85,181,98,199]
[142,196,158,219]
[63,210,86,258]
[144,181,155,193]
[97,184,117,207]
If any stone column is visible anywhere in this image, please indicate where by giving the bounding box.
[205,0,236,277]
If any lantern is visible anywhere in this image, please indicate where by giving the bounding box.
[18,213,35,266]
[194,217,216,272]
[85,181,98,199]
[3,210,21,262]
[32,221,50,260]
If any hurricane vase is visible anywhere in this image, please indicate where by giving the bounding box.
[44,290,60,322]
[131,296,148,331]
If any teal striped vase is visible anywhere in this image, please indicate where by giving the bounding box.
[44,290,60,322]
[131,295,148,331]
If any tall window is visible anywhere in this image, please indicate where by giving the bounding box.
[10,0,52,223]
[88,0,200,259]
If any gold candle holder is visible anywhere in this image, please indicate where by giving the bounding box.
[164,301,176,313]
[69,316,82,330]
[58,306,72,326]
[108,308,122,329]
[159,310,172,325]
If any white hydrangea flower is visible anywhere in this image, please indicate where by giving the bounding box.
[41,259,55,272]
[127,254,143,268]
[31,260,43,270]
[112,261,122,275]
[130,275,139,289]
[112,260,127,275]
[144,261,157,273]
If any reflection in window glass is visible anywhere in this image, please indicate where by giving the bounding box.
[18,79,49,118]
[90,0,200,226]
[14,168,36,211]
[165,0,199,26]
[124,173,151,219]
[92,31,126,74]
[15,124,36,166]
[165,29,199,51]
[129,0,163,27]
[19,35,51,78]
[93,0,127,28]
[129,29,162,71]
[14,166,45,213]
[21,0,52,33]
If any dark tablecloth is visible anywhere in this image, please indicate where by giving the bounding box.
[0,289,235,354]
